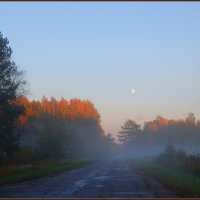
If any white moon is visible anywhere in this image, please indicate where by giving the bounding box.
[131,88,136,95]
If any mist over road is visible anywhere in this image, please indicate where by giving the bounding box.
[0,160,175,198]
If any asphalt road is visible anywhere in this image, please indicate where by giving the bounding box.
[0,160,175,198]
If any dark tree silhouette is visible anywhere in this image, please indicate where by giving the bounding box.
[186,113,196,125]
[118,119,141,145]
[0,32,26,163]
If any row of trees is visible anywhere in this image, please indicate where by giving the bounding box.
[14,96,101,125]
[118,114,200,157]
[15,96,116,163]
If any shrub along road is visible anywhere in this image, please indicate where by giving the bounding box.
[0,160,176,198]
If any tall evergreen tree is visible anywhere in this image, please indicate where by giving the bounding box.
[0,32,26,162]
[118,119,141,145]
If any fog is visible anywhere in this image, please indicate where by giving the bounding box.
[107,114,200,160]
[19,110,200,164]
[2,95,200,166]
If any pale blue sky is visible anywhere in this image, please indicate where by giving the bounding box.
[1,2,200,136]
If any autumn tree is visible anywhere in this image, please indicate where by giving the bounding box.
[58,97,68,118]
[0,32,26,162]
[14,96,33,124]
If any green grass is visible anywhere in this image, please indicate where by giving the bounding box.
[0,160,92,186]
[128,159,200,197]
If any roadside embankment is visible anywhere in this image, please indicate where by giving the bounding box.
[128,159,200,197]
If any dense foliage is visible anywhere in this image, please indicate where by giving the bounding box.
[12,96,116,163]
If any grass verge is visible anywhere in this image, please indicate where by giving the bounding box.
[127,159,200,197]
[0,160,93,186]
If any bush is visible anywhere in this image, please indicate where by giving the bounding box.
[157,145,200,177]
[175,149,187,168]
[157,144,177,166]
[185,153,200,176]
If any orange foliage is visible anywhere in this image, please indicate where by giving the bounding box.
[14,96,34,124]
[146,115,169,132]
[16,96,101,125]
[145,114,199,133]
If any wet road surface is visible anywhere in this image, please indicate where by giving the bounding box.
[0,160,175,198]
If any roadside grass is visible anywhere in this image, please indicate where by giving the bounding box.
[128,159,200,197]
[0,160,93,186]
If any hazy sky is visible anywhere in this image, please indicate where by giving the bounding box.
[1,2,200,137]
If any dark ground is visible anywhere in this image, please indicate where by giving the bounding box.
[0,160,176,198]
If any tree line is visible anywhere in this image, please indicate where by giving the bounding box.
[14,96,115,163]
[118,114,200,157]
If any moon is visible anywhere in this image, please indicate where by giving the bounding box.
[131,88,136,95]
